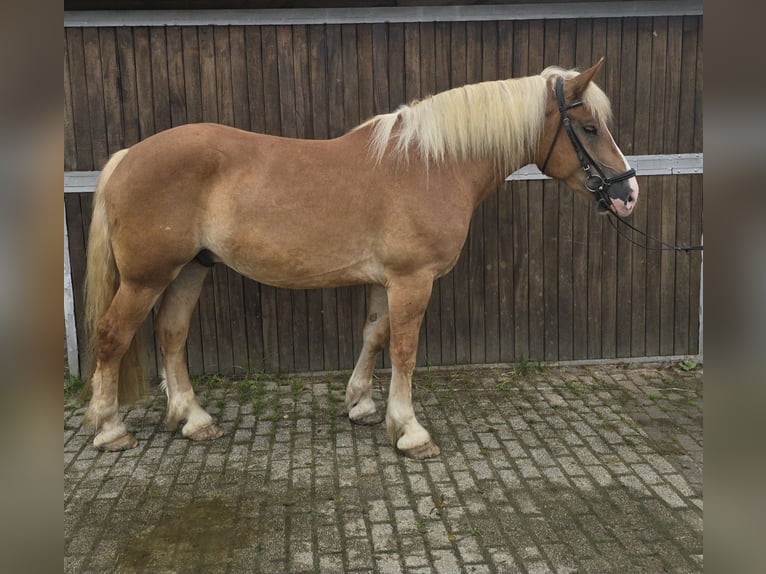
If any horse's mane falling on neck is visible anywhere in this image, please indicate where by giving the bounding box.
[363,66,612,174]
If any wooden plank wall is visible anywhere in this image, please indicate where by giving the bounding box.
[64,16,703,376]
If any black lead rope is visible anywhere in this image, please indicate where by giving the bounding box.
[606,212,704,252]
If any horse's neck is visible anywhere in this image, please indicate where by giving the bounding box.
[442,157,521,207]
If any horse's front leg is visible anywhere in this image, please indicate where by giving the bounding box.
[345,285,389,425]
[155,263,223,441]
[384,273,441,459]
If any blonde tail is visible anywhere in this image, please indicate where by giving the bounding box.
[82,149,147,404]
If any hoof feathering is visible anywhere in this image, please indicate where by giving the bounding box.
[96,432,138,452]
[349,411,385,425]
[400,441,441,460]
[187,423,224,442]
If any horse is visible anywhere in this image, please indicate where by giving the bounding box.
[82,58,638,460]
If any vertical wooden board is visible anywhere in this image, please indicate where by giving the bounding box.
[416,22,441,366]
[274,25,299,373]
[243,278,265,375]
[245,27,265,133]
[659,17,683,355]
[214,26,235,127]
[227,273,249,376]
[672,18,698,354]
[149,27,171,134]
[83,28,108,169]
[371,23,390,115]
[448,21,470,364]
[116,27,140,148]
[388,23,405,109]
[688,175,703,354]
[276,26,297,137]
[198,26,219,124]
[257,26,281,372]
[495,17,515,363]
[64,35,77,171]
[292,26,313,373]
[306,289,325,372]
[165,27,187,128]
[65,194,88,371]
[481,21,500,363]
[133,27,155,140]
[571,19,592,360]
[689,19,703,353]
[511,20,531,360]
[326,25,344,135]
[659,175,678,355]
[526,20,545,361]
[586,19,607,359]
[357,24,374,121]
[542,178,558,362]
[292,289,310,373]
[229,26,251,131]
[464,21,484,364]
[404,23,421,102]
[644,17,667,355]
[260,281,280,373]
[673,176,691,355]
[628,18,652,358]
[693,16,703,153]
[557,20,576,361]
[292,25,313,138]
[433,22,456,365]
[341,24,360,129]
[599,18,623,359]
[98,28,125,155]
[182,27,203,124]
[67,28,94,170]
[212,268,234,375]
[498,179,515,362]
[615,17,638,358]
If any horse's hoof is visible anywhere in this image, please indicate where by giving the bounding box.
[349,411,385,425]
[400,441,441,460]
[186,423,224,442]
[95,432,138,452]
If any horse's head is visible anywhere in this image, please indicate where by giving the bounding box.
[537,60,639,217]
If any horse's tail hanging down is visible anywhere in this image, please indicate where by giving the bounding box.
[82,149,148,404]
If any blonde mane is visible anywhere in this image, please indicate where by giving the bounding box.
[363,66,612,172]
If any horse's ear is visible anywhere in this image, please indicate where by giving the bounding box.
[564,57,605,100]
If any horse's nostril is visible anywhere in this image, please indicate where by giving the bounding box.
[628,194,635,204]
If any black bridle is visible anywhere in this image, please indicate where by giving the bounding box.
[540,76,636,212]
[540,76,702,253]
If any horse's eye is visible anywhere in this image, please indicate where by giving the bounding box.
[583,125,598,135]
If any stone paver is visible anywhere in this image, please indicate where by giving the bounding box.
[65,362,703,573]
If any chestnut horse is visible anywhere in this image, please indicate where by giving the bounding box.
[82,60,638,459]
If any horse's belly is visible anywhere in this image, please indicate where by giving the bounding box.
[219,241,382,289]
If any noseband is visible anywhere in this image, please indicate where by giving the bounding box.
[540,76,636,211]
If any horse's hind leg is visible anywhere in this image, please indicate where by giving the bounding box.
[155,262,223,441]
[345,285,389,425]
[385,273,441,459]
[84,283,163,451]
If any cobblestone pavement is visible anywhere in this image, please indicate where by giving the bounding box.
[65,362,703,573]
